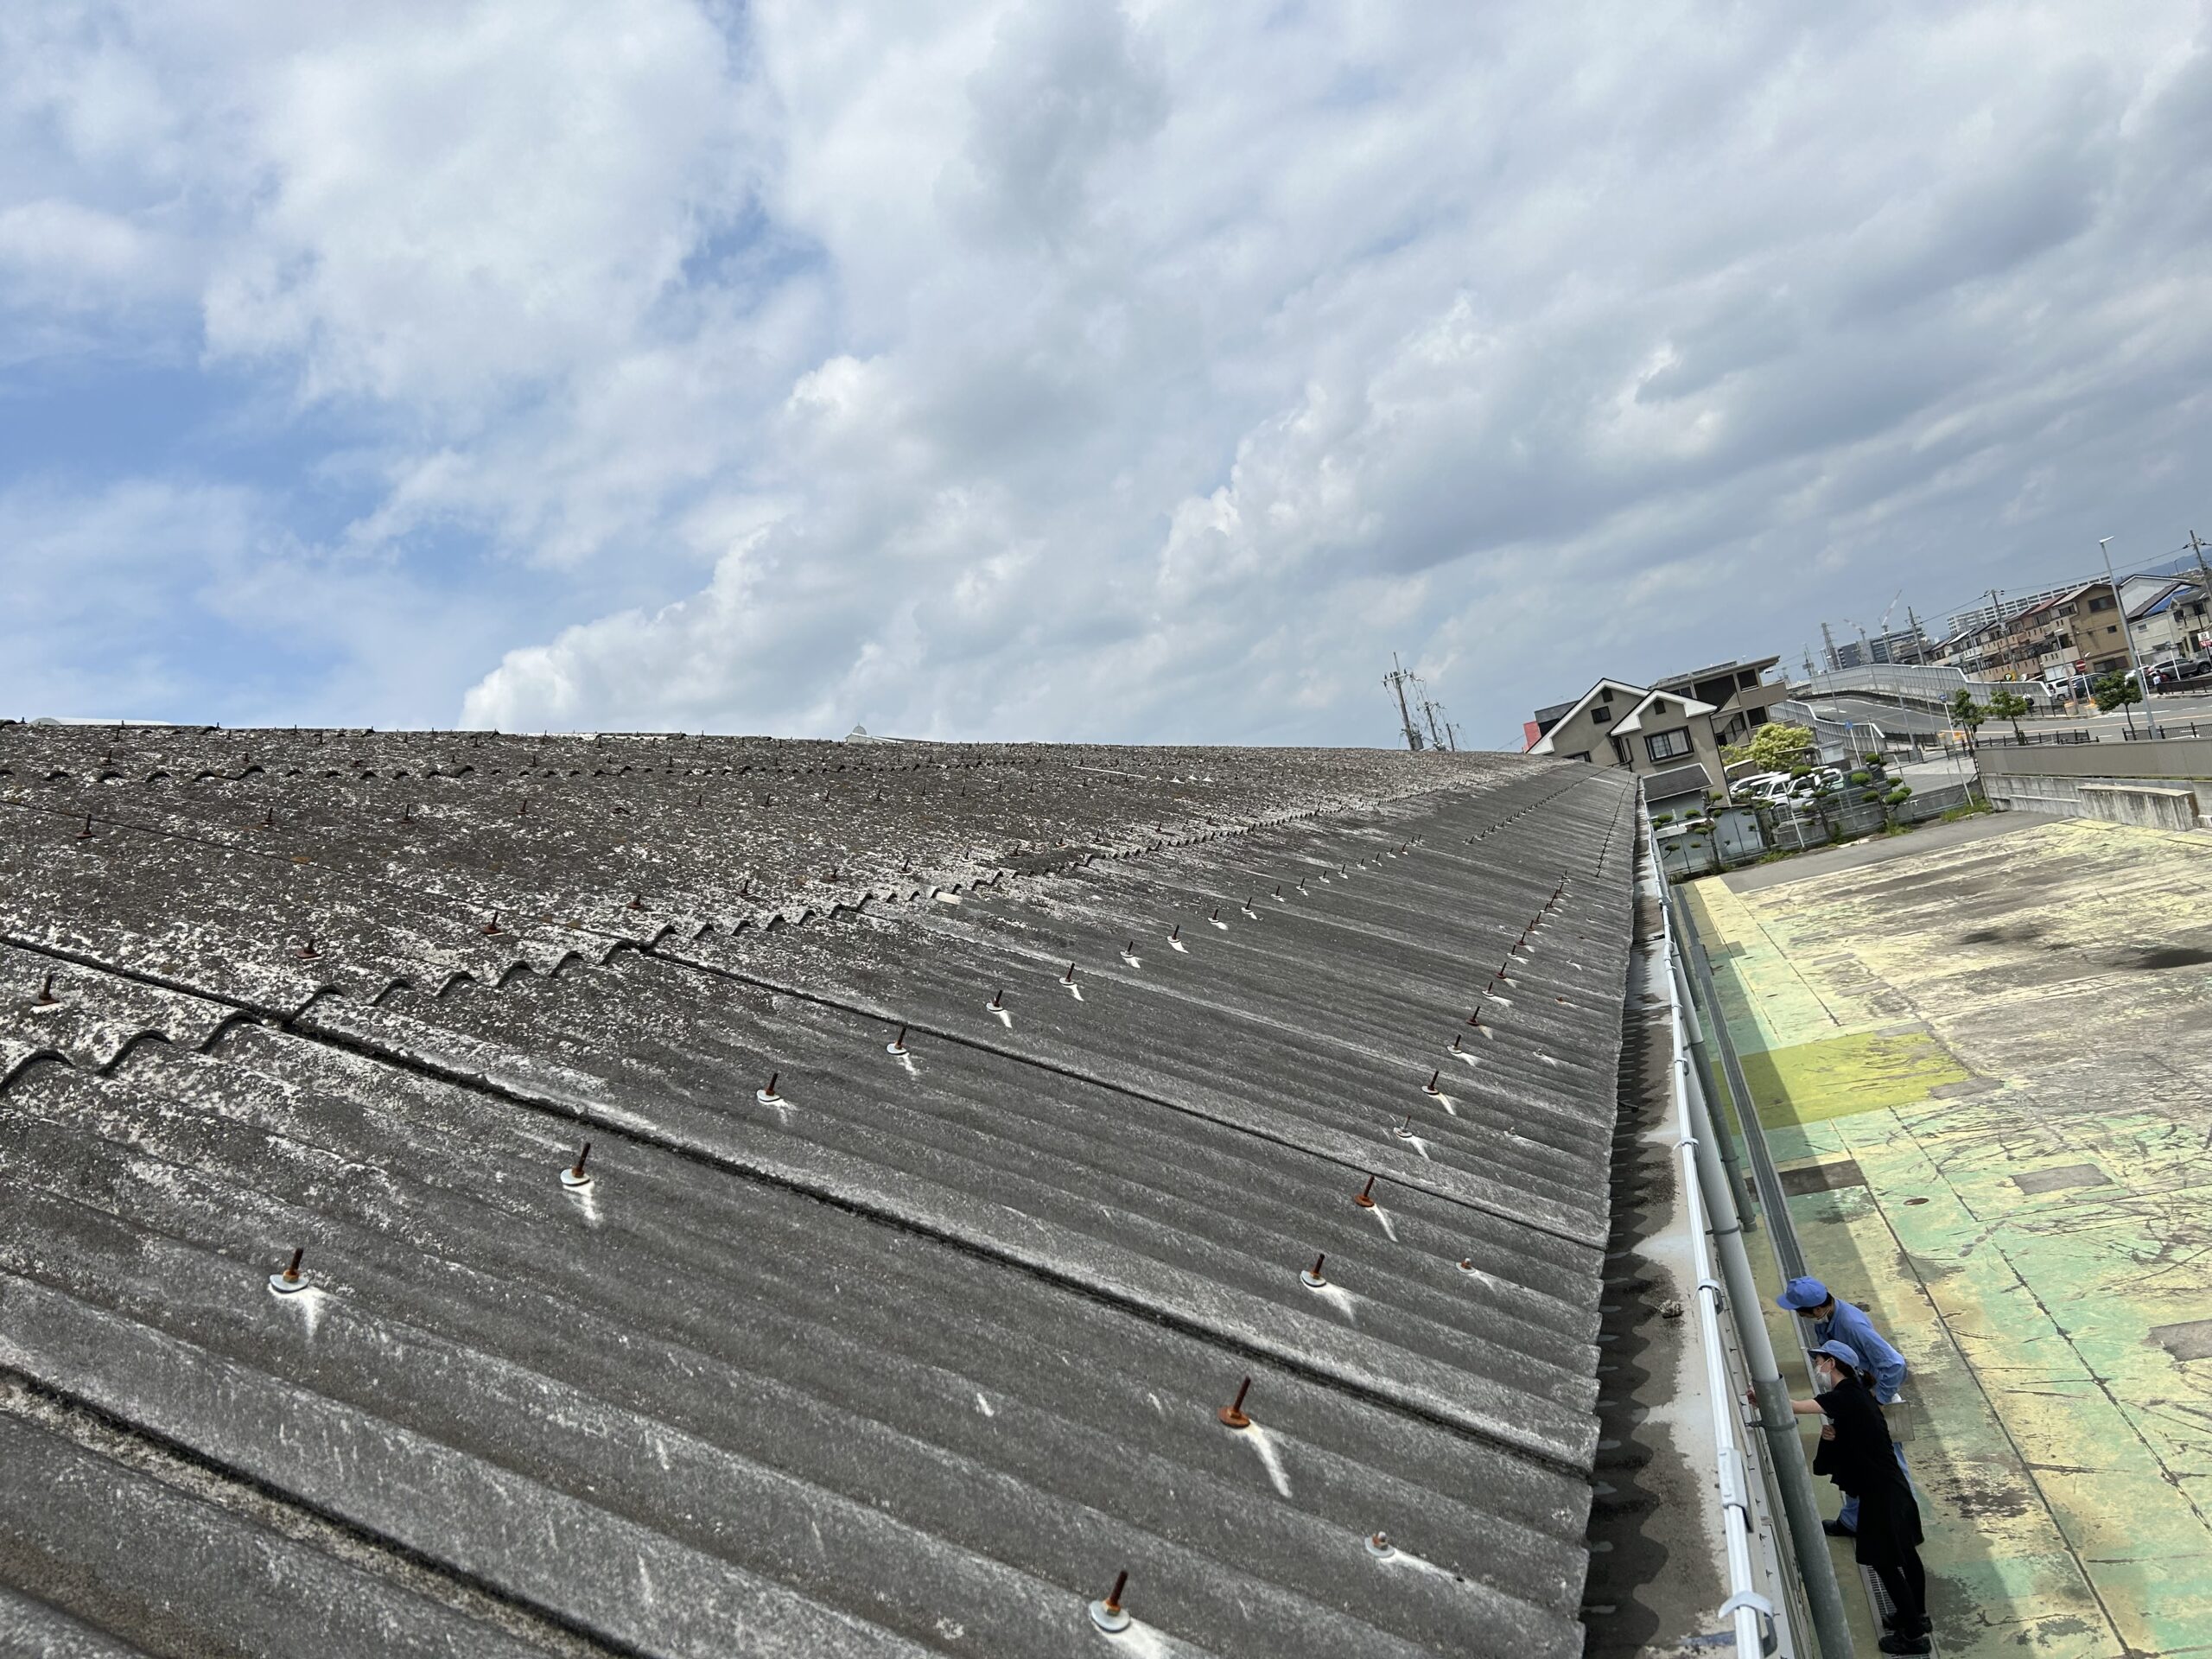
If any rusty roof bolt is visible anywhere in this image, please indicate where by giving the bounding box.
[1393,1114,1414,1140]
[518,795,529,817]
[1218,1376,1253,1429]
[887,1025,909,1056]
[269,1248,308,1295]
[1465,1007,1483,1027]
[988,987,1005,1011]
[1422,1070,1442,1097]
[1365,1530,1397,1560]
[297,935,321,961]
[483,912,503,936]
[1300,1253,1329,1289]
[76,813,93,840]
[1064,962,1077,984]
[757,1072,783,1105]
[562,1141,594,1189]
[1449,1033,1464,1053]
[1354,1174,1377,1210]
[262,804,276,829]
[34,970,58,1007]
[1088,1570,1132,1634]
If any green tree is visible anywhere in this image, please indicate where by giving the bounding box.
[1725,721,1815,775]
[2091,671,2142,737]
[1986,684,2032,743]
[1948,689,1987,747]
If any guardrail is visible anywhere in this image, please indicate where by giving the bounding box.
[1975,729,2096,747]
[1796,664,2057,711]
[1980,720,2212,745]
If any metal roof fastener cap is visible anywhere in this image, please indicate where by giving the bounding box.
[561,1142,593,1189]
[269,1248,308,1295]
[1087,1572,1132,1635]
[1300,1253,1329,1289]
[1218,1376,1253,1429]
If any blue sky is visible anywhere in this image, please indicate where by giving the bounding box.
[4,1,2211,745]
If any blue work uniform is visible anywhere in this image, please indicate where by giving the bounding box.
[1814,1300,1908,1530]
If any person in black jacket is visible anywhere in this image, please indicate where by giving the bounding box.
[1789,1338,1932,1653]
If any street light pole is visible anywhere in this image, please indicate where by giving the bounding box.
[2101,537,2158,739]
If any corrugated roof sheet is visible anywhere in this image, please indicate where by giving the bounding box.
[0,722,1639,1657]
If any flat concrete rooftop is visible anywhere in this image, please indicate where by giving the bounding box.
[1689,813,2212,1659]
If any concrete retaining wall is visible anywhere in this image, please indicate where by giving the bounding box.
[1976,736,2212,824]
[2079,782,2202,831]
[1977,734,2212,782]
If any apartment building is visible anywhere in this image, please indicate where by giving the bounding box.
[1995,582,2130,683]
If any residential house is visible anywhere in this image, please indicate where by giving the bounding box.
[1524,677,1732,816]
[2126,578,2211,665]
[1926,616,2005,677]
[1649,656,1790,749]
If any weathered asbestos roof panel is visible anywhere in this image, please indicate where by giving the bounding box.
[0,723,1638,1657]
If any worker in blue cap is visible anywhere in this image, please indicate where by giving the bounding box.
[1777,1274,1906,1535]
[1777,1338,1931,1652]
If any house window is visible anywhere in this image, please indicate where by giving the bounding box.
[2088,595,2116,613]
[1590,705,1611,725]
[1645,728,1693,762]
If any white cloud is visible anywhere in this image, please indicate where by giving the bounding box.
[6,1,2212,743]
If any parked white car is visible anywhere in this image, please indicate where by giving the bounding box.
[1784,766,1844,798]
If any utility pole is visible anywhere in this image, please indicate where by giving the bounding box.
[2189,531,2212,659]
[1417,681,1447,751]
[1444,719,1462,752]
[1905,606,1924,664]
[2101,538,2157,738]
[1819,622,1840,673]
[1802,646,1816,680]
[1987,588,2005,682]
[1383,654,1424,752]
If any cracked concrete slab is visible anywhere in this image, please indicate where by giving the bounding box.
[1688,816,2212,1659]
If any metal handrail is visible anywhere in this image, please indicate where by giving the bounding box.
[1649,805,1853,1658]
[1643,810,1774,1659]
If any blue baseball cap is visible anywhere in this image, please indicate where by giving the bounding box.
[1777,1276,1831,1312]
[1812,1338,1864,1370]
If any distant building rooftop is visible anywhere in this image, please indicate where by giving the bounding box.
[1650,655,1781,689]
